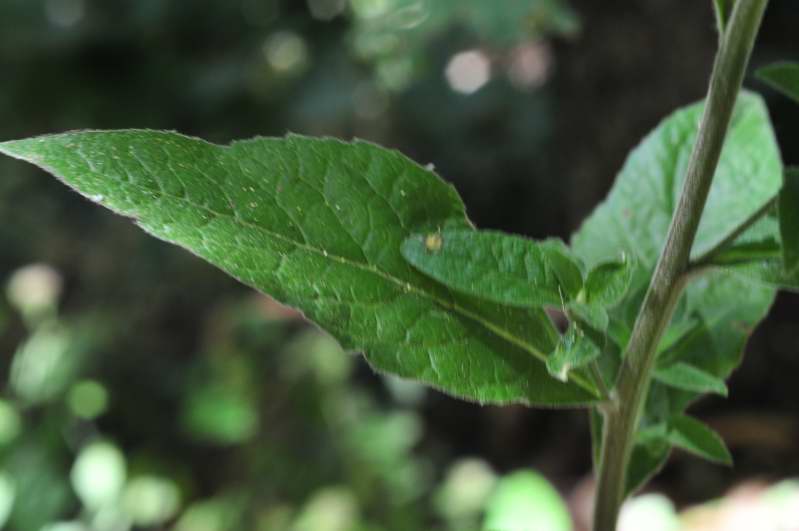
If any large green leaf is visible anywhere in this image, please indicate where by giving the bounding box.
[0,131,598,406]
[401,229,583,308]
[572,92,782,268]
[572,93,781,391]
[572,92,781,481]
[757,62,799,104]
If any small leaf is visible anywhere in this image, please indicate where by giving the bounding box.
[757,61,799,104]
[546,323,600,383]
[572,92,782,271]
[627,414,731,491]
[779,168,799,271]
[572,92,781,437]
[567,301,608,332]
[666,415,732,465]
[0,131,598,406]
[583,254,635,308]
[402,230,583,308]
[653,362,728,397]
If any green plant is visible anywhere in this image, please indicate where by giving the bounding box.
[1,1,797,530]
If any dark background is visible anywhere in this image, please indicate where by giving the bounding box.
[0,1,797,529]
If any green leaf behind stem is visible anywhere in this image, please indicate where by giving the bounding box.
[571,92,781,481]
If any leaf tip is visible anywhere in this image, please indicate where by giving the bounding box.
[0,139,33,160]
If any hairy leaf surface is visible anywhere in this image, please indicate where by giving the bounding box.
[402,229,583,308]
[0,131,598,406]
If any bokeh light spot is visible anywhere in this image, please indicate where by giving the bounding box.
[445,50,491,94]
[308,0,348,21]
[618,493,679,531]
[70,441,126,511]
[263,31,309,74]
[0,400,21,446]
[0,473,15,529]
[44,0,85,28]
[122,475,182,526]
[483,470,572,531]
[6,263,62,324]
[68,380,109,420]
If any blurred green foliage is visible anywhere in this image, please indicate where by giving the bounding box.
[0,264,573,530]
[0,1,580,529]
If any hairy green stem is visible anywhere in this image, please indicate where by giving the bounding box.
[591,2,768,530]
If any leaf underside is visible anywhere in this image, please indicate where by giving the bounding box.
[0,131,598,407]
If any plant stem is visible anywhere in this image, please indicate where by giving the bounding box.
[591,2,769,530]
